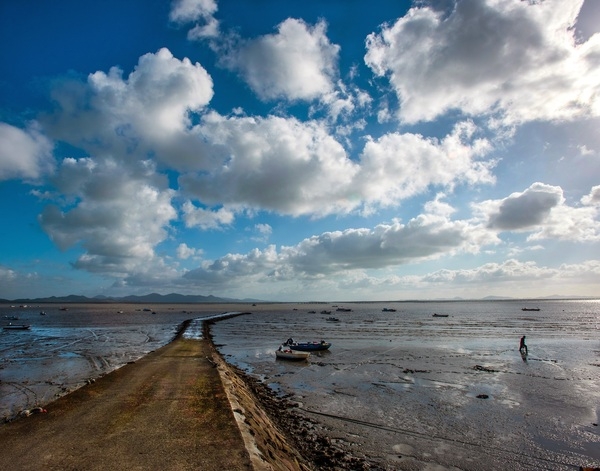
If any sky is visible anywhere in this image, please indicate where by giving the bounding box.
[1,0,599,302]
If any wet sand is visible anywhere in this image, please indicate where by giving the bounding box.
[213,301,600,470]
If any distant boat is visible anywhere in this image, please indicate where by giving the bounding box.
[3,324,31,330]
[326,316,340,322]
[40,311,46,315]
[3,315,19,320]
[336,307,352,312]
[521,308,540,311]
[276,346,310,361]
[59,307,68,311]
[307,310,316,314]
[382,308,397,312]
[432,313,449,318]
[320,310,331,314]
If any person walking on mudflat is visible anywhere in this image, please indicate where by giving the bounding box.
[519,335,528,354]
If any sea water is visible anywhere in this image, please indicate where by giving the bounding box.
[212,300,600,470]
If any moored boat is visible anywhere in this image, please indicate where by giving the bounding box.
[326,316,340,322]
[276,346,310,361]
[3,324,31,330]
[382,308,397,312]
[521,308,540,311]
[285,338,331,351]
[432,313,449,317]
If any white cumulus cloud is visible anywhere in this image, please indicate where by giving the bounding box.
[476,182,600,241]
[0,122,54,181]
[169,0,220,39]
[39,158,177,275]
[180,114,495,218]
[221,18,340,102]
[45,48,214,171]
[365,0,600,125]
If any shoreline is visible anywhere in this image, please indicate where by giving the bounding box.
[203,317,375,471]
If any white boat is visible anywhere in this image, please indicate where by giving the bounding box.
[275,346,310,361]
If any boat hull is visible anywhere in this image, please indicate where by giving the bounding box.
[275,350,310,361]
[3,325,31,330]
[289,342,331,352]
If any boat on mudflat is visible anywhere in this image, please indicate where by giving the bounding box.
[3,324,31,330]
[275,346,310,361]
[382,308,397,312]
[521,308,540,311]
[432,313,449,318]
[285,338,331,351]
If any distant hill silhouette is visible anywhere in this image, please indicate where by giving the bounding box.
[2,292,261,304]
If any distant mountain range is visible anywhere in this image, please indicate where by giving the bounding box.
[1,293,596,304]
[0,292,262,304]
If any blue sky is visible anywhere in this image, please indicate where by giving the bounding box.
[1,0,599,301]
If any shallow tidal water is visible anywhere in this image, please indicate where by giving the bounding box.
[1,300,598,470]
[0,303,204,419]
[212,300,600,470]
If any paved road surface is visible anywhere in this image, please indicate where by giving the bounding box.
[0,336,253,471]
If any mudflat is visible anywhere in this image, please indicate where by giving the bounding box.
[0,334,253,471]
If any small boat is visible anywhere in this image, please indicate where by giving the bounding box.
[3,315,19,320]
[336,307,352,312]
[59,307,68,311]
[521,308,540,311]
[382,308,397,312]
[432,313,448,318]
[307,310,316,314]
[276,346,310,361]
[326,316,340,322]
[3,324,31,330]
[320,310,331,314]
[40,311,46,315]
[285,338,331,351]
